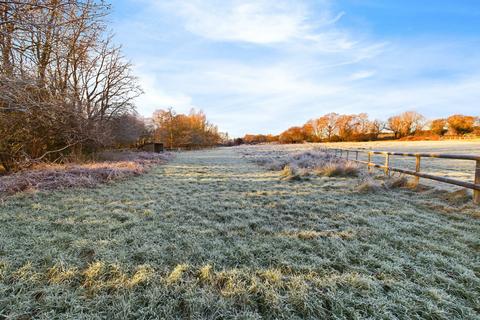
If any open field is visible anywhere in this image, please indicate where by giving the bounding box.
[239,140,480,192]
[0,147,479,319]
[325,139,480,187]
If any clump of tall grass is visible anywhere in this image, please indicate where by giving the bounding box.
[355,177,384,193]
[385,176,410,189]
[283,229,355,240]
[437,189,471,205]
[356,175,421,193]
[128,265,155,288]
[280,165,303,181]
[47,263,78,285]
[314,161,359,177]
[166,264,189,285]
[198,264,213,282]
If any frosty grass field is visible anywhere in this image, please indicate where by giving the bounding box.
[0,140,479,319]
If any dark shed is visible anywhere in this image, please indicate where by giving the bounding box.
[139,143,164,153]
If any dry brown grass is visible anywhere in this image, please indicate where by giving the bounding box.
[384,176,410,189]
[315,161,360,177]
[283,230,355,240]
[356,175,431,194]
[399,134,442,141]
[438,189,471,205]
[0,151,173,197]
[355,177,384,193]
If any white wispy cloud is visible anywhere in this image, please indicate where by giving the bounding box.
[134,71,197,115]
[114,0,480,136]
[350,70,376,80]
[156,0,309,44]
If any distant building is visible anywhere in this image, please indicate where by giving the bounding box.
[378,129,395,140]
[139,142,164,153]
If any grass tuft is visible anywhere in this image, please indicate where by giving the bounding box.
[199,264,213,282]
[11,262,40,283]
[280,165,302,181]
[439,189,471,205]
[128,264,155,288]
[286,229,355,240]
[0,261,8,281]
[166,264,189,285]
[47,263,78,285]
[83,261,105,283]
[260,269,282,285]
[315,161,359,177]
[385,176,410,189]
[356,177,384,193]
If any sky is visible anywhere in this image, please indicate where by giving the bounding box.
[111,0,480,137]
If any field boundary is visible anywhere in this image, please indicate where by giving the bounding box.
[325,147,480,204]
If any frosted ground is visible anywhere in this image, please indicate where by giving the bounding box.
[327,139,480,186]
[238,139,480,191]
[0,146,479,319]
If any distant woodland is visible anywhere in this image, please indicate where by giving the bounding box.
[239,112,479,145]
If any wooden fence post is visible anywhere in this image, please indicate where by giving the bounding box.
[346,150,349,160]
[474,160,480,205]
[368,152,372,173]
[355,151,359,160]
[384,154,390,176]
[415,155,421,186]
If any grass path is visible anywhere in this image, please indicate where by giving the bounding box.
[1,148,479,319]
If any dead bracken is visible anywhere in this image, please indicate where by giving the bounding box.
[0,151,173,197]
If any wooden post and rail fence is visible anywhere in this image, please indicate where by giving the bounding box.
[325,148,480,205]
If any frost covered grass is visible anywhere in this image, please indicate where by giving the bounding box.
[242,148,360,180]
[0,151,173,197]
[237,140,480,191]
[0,147,479,319]
[323,140,480,190]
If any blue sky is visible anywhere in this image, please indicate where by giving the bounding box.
[111,0,480,137]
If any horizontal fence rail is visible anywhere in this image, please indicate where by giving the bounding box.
[325,148,480,205]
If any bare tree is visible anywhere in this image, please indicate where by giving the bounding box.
[318,112,339,141]
[369,119,385,139]
[388,111,425,138]
[152,108,222,149]
[0,1,142,171]
[447,115,477,135]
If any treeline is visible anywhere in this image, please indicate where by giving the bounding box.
[0,1,143,171]
[240,112,479,144]
[151,108,224,149]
